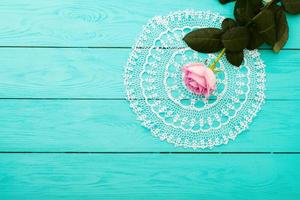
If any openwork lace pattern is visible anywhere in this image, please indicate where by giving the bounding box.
[124,10,266,149]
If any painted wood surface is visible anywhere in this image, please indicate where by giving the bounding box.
[0,0,299,48]
[0,154,299,200]
[0,48,299,99]
[0,0,299,199]
[0,99,299,152]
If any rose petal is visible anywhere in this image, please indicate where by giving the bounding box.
[182,62,217,97]
[184,65,206,76]
[189,80,198,88]
[205,89,211,98]
[187,73,206,87]
[204,68,217,88]
[184,62,206,69]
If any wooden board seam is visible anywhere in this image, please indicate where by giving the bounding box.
[0,151,300,154]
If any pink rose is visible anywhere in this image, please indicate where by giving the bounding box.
[182,63,217,97]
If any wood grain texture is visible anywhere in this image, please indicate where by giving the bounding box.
[0,0,299,48]
[0,48,128,98]
[0,99,299,152]
[0,0,300,198]
[0,48,299,99]
[0,154,299,200]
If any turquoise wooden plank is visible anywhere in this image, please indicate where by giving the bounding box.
[0,48,299,99]
[0,154,299,199]
[0,99,299,152]
[0,0,299,48]
[0,48,128,98]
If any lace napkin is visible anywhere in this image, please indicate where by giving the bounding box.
[124,10,266,148]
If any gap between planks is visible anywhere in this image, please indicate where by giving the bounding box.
[0,152,299,154]
[0,98,298,101]
[0,46,299,50]
[0,46,295,154]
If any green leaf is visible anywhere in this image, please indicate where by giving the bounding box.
[234,0,263,25]
[282,0,300,14]
[273,10,289,52]
[252,9,277,46]
[221,18,237,32]
[221,27,250,52]
[226,50,244,67]
[247,25,264,50]
[219,0,236,4]
[183,28,224,53]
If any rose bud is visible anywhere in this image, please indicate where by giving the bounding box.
[182,63,217,98]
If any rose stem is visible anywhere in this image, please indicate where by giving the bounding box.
[208,0,276,72]
[208,48,226,72]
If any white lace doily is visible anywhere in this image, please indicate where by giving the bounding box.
[124,10,266,149]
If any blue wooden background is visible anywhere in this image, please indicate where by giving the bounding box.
[0,0,299,199]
